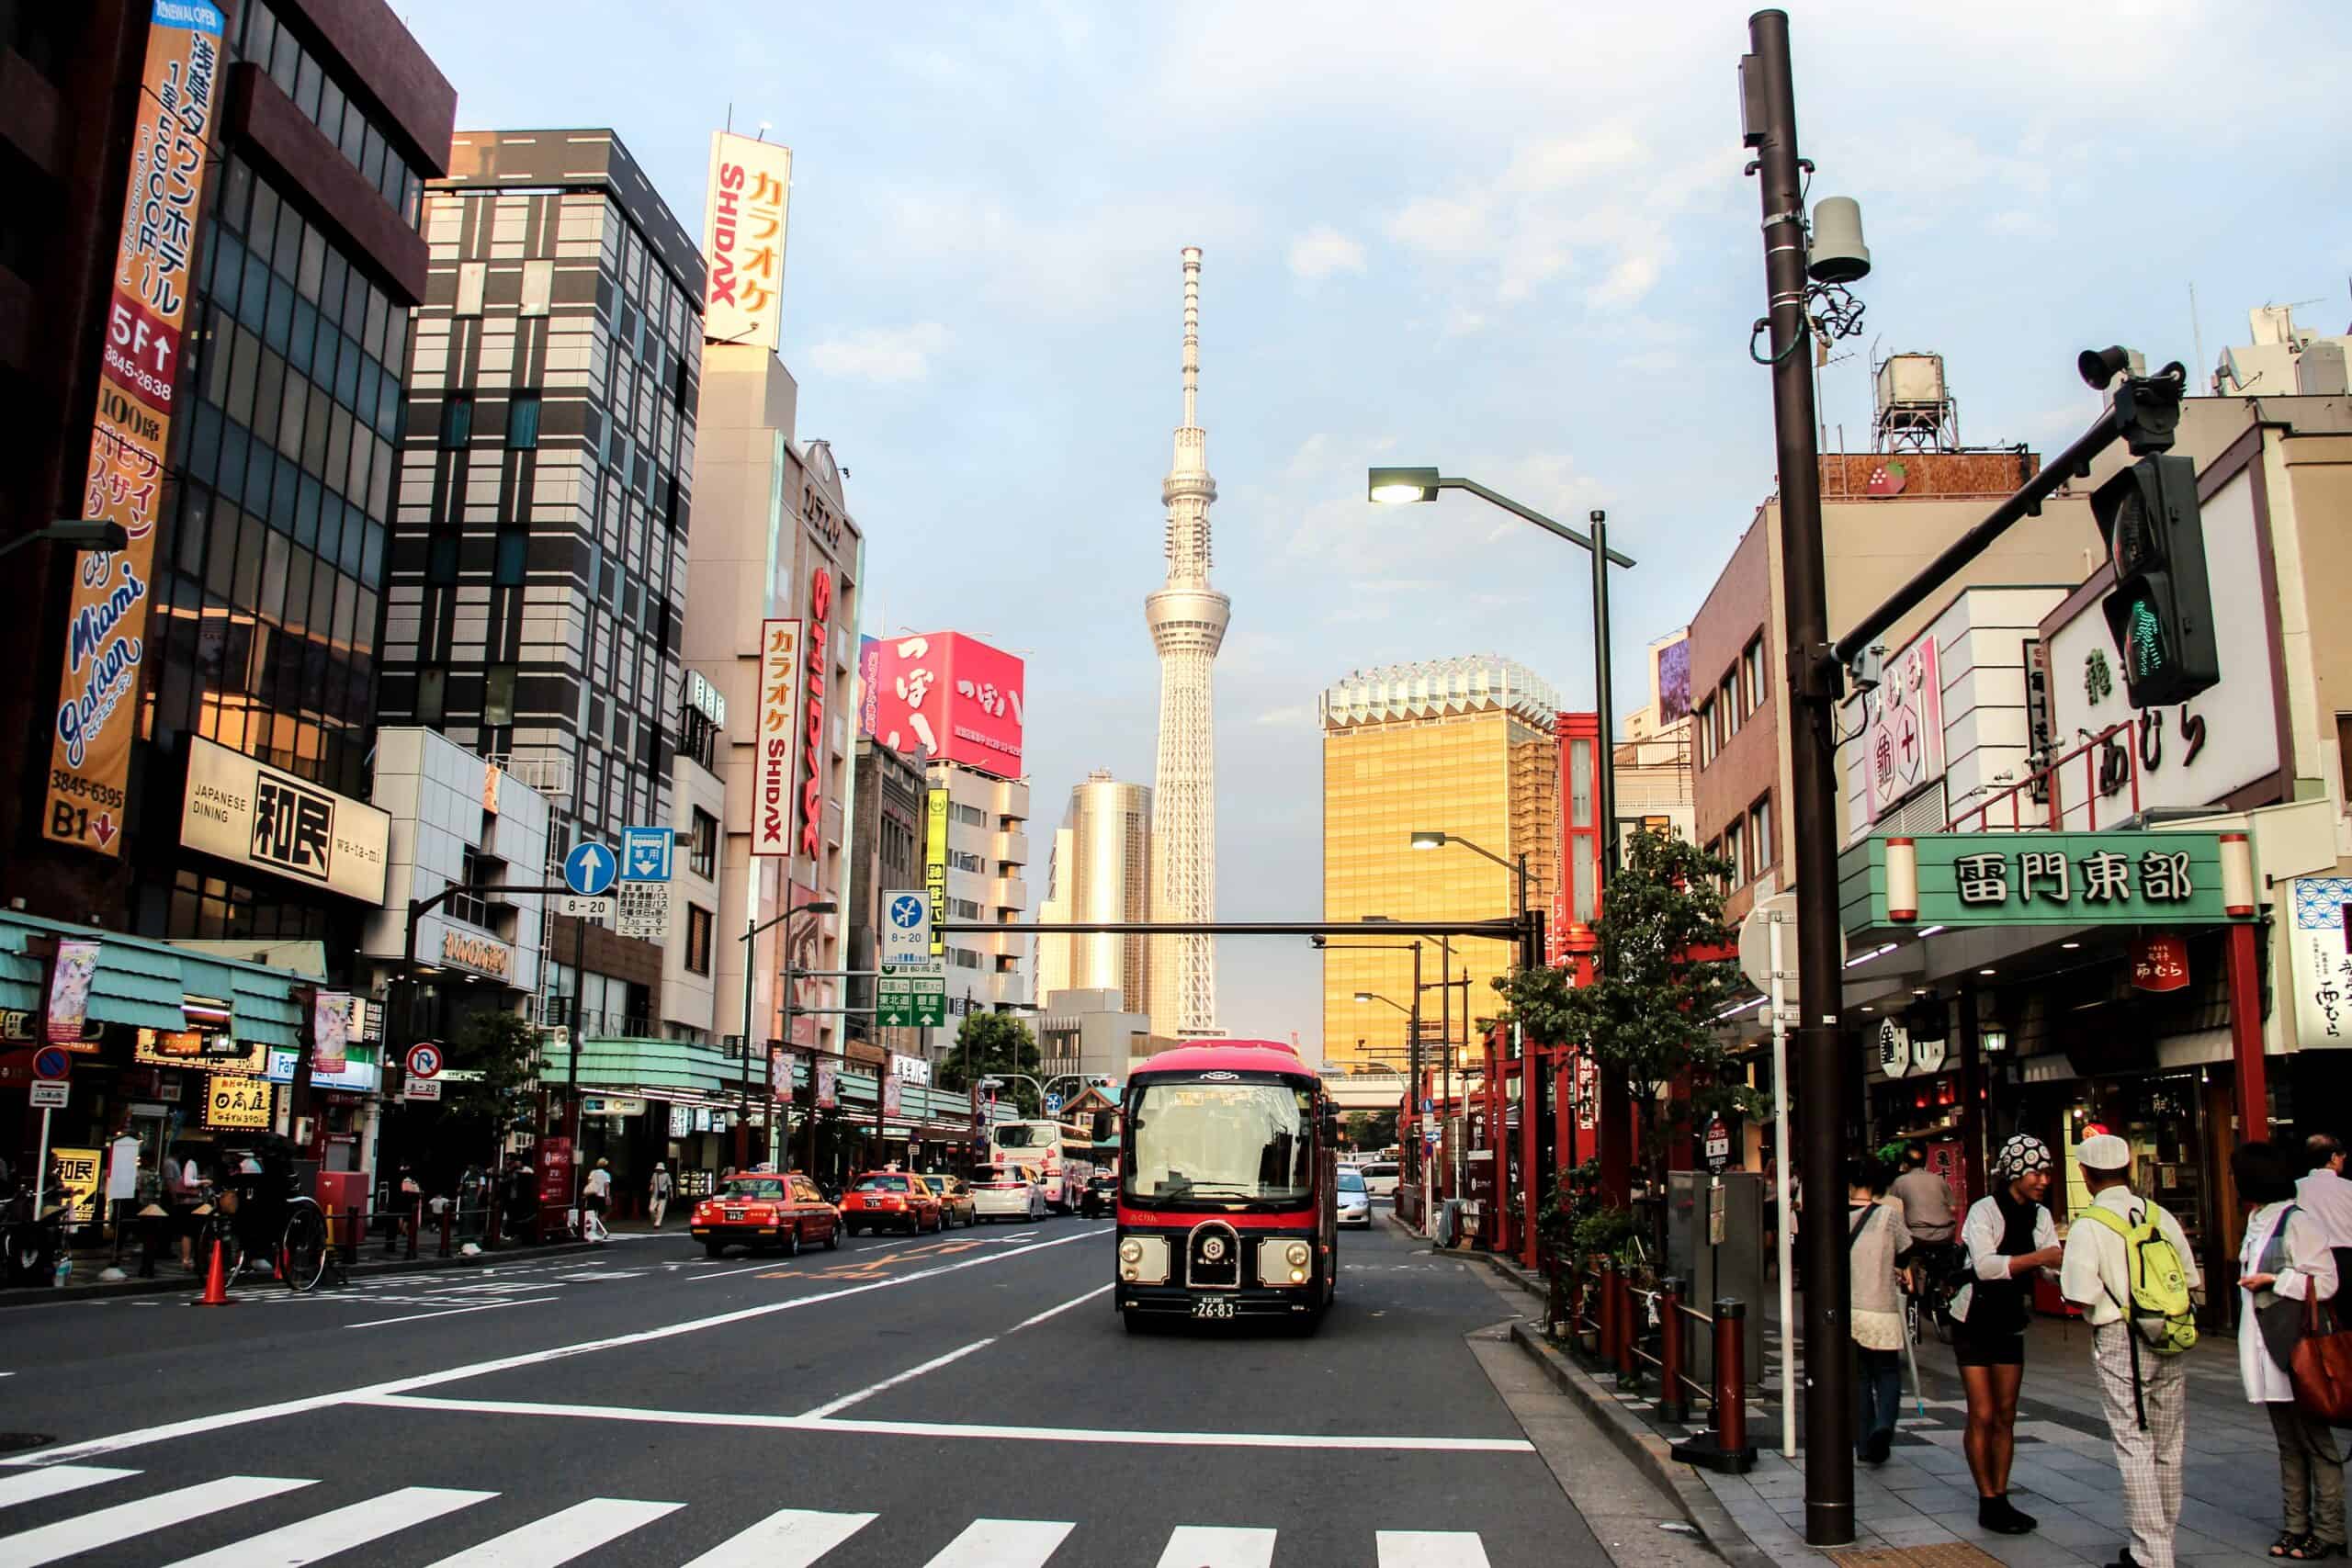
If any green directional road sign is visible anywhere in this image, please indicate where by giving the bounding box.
[877,974,947,1029]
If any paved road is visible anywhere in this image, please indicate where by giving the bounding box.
[0,1215,1621,1565]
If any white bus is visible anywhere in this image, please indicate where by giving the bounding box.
[989,1119,1093,1213]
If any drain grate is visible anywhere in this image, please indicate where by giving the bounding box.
[1825,1545,2007,1568]
[0,1435,53,1455]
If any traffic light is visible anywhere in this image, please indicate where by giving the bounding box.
[2090,454,2217,707]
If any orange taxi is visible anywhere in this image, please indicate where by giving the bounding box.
[689,1171,842,1258]
[839,1170,943,1235]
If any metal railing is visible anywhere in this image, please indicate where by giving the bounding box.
[1945,718,2140,834]
[1556,1257,1754,1470]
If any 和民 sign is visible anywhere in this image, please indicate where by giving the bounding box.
[1839,831,2244,933]
[179,736,390,902]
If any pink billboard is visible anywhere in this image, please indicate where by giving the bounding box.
[868,631,1024,777]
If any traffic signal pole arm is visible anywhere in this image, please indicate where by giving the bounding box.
[1830,359,2186,671]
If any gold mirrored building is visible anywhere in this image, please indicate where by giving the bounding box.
[1320,657,1561,1076]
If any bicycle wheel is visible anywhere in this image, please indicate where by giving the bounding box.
[280,1202,329,1293]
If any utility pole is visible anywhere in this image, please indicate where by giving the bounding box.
[1745,8,1852,1543]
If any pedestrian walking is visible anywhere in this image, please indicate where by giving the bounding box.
[1951,1133,2063,1535]
[2296,1134,2352,1287]
[2237,1140,2345,1562]
[1891,1143,1962,1288]
[2061,1132,2201,1568]
[164,1145,205,1269]
[582,1157,612,1244]
[648,1163,673,1228]
[1849,1154,1915,1464]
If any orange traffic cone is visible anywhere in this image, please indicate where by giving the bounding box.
[195,1234,232,1306]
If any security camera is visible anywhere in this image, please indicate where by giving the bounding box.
[1849,644,1886,694]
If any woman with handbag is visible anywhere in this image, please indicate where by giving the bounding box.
[1849,1155,1915,1464]
[2236,1140,2345,1561]
[1951,1134,2064,1535]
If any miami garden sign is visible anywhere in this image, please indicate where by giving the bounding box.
[1838,830,2256,934]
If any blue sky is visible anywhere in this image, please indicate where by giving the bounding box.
[402,1,2352,1050]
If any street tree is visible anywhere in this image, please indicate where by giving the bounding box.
[938,1011,1042,1113]
[1488,830,1755,1248]
[442,1006,539,1137]
[1343,1110,1398,1153]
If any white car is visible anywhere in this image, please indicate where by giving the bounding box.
[1337,1166,1373,1228]
[972,1163,1047,1222]
[1355,1161,1400,1199]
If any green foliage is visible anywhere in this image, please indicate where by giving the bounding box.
[938,1012,1042,1112]
[441,1006,539,1132]
[1342,1110,1398,1152]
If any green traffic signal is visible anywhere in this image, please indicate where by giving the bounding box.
[2090,455,2216,707]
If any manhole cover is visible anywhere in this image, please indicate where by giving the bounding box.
[0,1435,53,1455]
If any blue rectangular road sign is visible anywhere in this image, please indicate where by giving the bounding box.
[621,827,673,882]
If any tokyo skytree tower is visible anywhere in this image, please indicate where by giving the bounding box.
[1146,247,1227,1037]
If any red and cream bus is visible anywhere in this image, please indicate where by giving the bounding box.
[1113,1039,1339,1333]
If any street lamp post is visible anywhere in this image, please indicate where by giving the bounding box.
[740,896,835,1169]
[0,518,131,563]
[1371,472,1630,877]
[1408,830,1531,922]
[1745,11,1859,1542]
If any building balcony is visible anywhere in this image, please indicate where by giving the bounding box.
[992,829,1028,866]
[985,971,1032,1008]
[991,876,1027,911]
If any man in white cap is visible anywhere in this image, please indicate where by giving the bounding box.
[2060,1131,2199,1568]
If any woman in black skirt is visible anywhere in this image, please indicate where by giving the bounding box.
[1951,1134,2064,1535]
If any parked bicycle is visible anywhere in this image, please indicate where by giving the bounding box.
[0,1168,65,1286]
[1905,1238,1962,1346]
[196,1140,334,1294]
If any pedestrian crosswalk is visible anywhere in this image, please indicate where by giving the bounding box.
[0,1465,1499,1565]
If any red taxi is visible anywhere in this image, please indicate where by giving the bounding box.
[689,1171,842,1258]
[840,1170,943,1235]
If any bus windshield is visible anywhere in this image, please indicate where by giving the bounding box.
[1124,1081,1314,1206]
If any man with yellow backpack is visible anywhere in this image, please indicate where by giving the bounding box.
[2060,1132,2202,1568]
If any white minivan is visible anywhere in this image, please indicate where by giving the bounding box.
[1355,1160,1400,1199]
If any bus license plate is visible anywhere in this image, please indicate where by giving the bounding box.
[1191,1297,1234,1321]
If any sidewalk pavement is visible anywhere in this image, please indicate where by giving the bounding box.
[1440,1228,2293,1567]
[0,1216,681,1308]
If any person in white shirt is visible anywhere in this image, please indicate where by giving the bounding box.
[581,1158,613,1244]
[1951,1134,2064,1536]
[647,1164,673,1228]
[2239,1140,2344,1562]
[2060,1133,2201,1568]
[2297,1135,2352,1280]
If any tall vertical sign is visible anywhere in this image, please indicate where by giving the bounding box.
[44,0,227,855]
[925,788,949,957]
[799,569,831,858]
[701,132,791,351]
[752,619,803,856]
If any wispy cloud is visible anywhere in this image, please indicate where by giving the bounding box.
[1288,226,1366,281]
[807,322,952,384]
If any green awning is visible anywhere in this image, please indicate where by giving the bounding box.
[0,913,322,1041]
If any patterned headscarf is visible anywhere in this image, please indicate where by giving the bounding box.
[1993,1134,2052,1183]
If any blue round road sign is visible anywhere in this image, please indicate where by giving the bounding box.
[32,1046,71,1080]
[563,840,618,897]
[888,894,924,930]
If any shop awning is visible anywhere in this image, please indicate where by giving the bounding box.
[0,913,323,1039]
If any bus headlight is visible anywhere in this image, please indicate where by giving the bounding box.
[1119,1235,1170,1285]
[1261,1238,1314,1287]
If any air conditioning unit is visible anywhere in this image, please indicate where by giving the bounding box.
[538,1027,569,1052]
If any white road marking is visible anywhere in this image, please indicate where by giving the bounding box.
[0,1475,314,1566]
[423,1496,683,1566]
[12,1230,1104,1466]
[677,1506,875,1567]
[1376,1530,1494,1567]
[356,1393,1539,1452]
[920,1517,1073,1567]
[1156,1525,1278,1568]
[346,1294,561,1329]
[0,1464,136,1508]
[797,1282,1112,1419]
[168,1484,493,1565]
